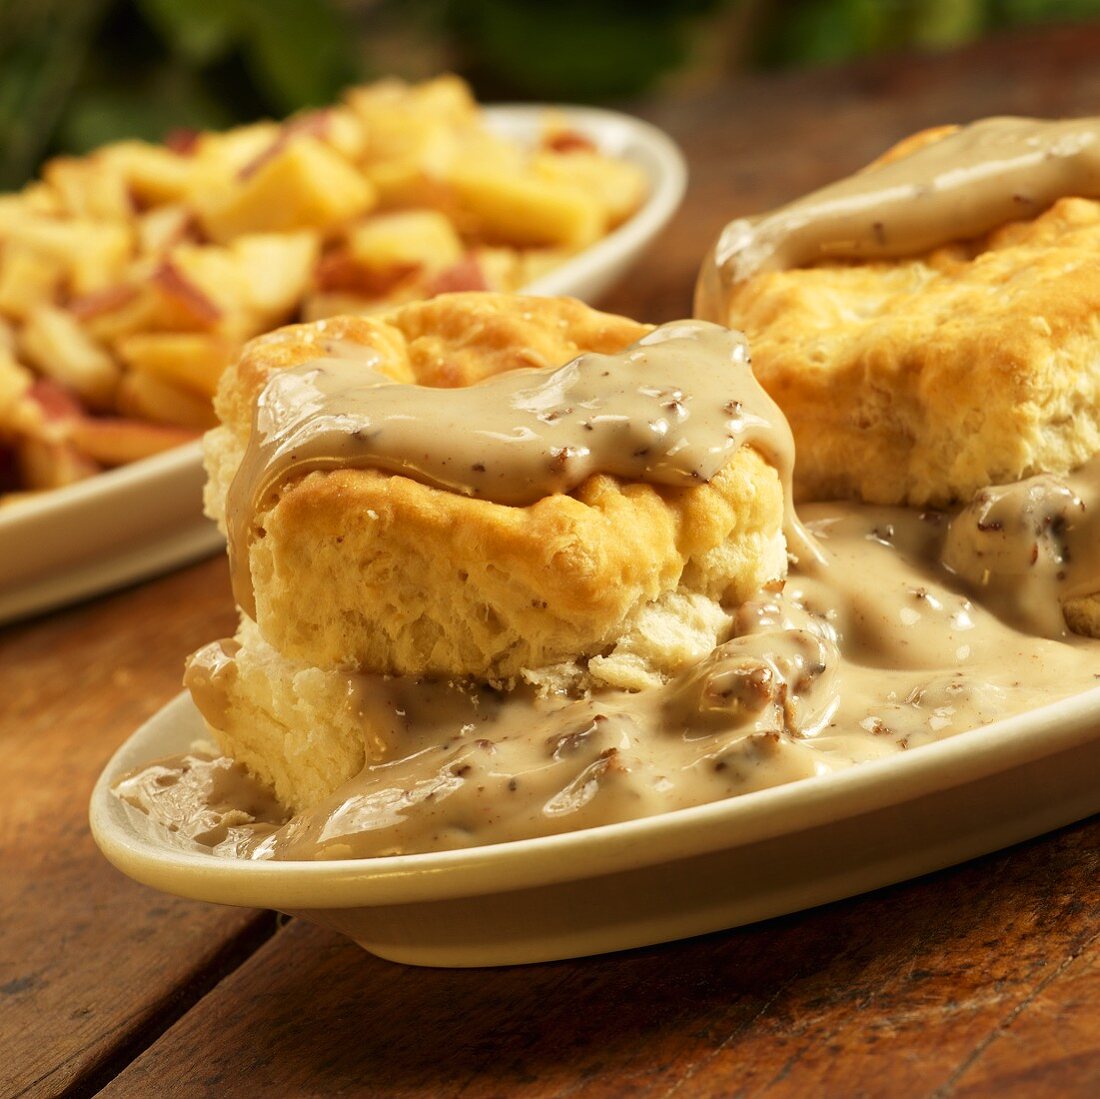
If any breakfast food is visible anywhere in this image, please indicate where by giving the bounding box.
[206,295,787,686]
[114,120,1100,865]
[115,288,1100,860]
[695,116,1100,508]
[184,293,792,811]
[0,75,647,503]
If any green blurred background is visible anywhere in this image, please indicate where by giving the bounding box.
[1,0,1097,189]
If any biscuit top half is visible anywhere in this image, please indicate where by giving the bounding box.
[219,295,797,621]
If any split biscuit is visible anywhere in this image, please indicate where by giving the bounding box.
[205,292,787,688]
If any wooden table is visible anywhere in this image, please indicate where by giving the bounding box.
[3,23,1100,1098]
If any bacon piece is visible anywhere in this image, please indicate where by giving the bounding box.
[151,260,222,326]
[545,130,597,154]
[429,255,489,295]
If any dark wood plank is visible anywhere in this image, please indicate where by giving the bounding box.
[99,818,1099,1098]
[0,557,275,1099]
[949,923,1100,1097]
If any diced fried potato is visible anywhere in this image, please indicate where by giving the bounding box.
[137,204,193,255]
[20,183,64,216]
[346,211,463,274]
[115,331,235,398]
[446,168,605,247]
[458,247,516,292]
[43,155,133,221]
[0,243,65,319]
[533,150,648,227]
[0,195,30,234]
[366,159,456,212]
[196,136,375,242]
[320,106,368,162]
[76,257,257,346]
[150,250,235,328]
[117,370,217,429]
[70,234,134,298]
[231,232,319,317]
[0,184,61,223]
[19,307,121,409]
[17,435,100,489]
[68,416,199,466]
[148,245,277,342]
[5,215,133,296]
[516,246,574,287]
[101,140,194,206]
[0,352,32,428]
[145,273,220,332]
[76,285,158,344]
[193,121,282,177]
[347,76,477,164]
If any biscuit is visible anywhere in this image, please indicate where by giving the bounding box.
[205,292,788,686]
[186,619,377,814]
[724,195,1100,507]
[242,448,784,685]
[713,124,1100,508]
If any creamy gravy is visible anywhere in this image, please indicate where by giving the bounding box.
[122,462,1100,860]
[695,115,1100,320]
[227,320,813,619]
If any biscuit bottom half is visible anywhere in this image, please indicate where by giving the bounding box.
[190,505,786,817]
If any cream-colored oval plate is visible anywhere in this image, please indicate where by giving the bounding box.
[0,105,686,626]
[91,688,1100,968]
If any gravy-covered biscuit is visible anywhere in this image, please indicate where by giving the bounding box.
[697,117,1100,508]
[206,294,791,689]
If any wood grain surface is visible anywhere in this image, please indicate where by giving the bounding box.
[0,558,274,1099]
[100,819,1100,1098]
[3,19,1100,1098]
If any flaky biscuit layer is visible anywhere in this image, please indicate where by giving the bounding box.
[249,449,783,682]
[727,195,1100,507]
[206,292,786,684]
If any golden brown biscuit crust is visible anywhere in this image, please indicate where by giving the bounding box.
[208,292,786,681]
[250,448,783,679]
[726,195,1100,506]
